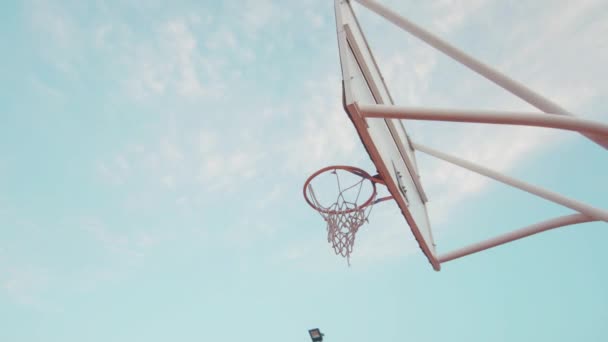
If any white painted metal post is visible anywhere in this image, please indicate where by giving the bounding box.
[353,0,608,149]
[412,142,608,222]
[438,214,596,263]
[358,103,608,137]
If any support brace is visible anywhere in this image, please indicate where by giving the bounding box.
[353,0,608,149]
[413,142,608,223]
[358,104,608,137]
[438,214,597,263]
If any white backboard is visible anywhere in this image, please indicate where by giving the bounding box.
[334,0,439,269]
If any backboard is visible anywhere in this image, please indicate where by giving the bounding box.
[334,0,439,269]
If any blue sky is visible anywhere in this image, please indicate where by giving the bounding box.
[1,0,607,341]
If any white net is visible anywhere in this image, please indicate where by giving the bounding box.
[306,169,377,265]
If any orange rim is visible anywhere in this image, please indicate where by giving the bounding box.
[303,165,380,215]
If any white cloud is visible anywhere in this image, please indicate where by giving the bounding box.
[82,218,143,260]
[94,23,112,48]
[495,2,608,120]
[430,0,489,34]
[198,147,264,192]
[256,184,283,209]
[418,125,562,225]
[115,155,130,172]
[2,266,49,307]
[160,137,184,163]
[162,174,176,189]
[100,16,229,101]
[354,212,420,263]
[163,19,206,97]
[379,48,437,106]
[80,217,172,263]
[0,253,63,312]
[284,76,361,173]
[27,0,82,76]
[205,28,238,51]
[97,157,129,185]
[98,121,267,198]
[29,75,64,100]
[305,9,325,29]
[238,0,286,34]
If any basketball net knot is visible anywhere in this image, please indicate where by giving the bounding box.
[324,201,368,265]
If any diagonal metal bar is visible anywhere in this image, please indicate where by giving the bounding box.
[438,214,596,263]
[358,103,608,137]
[412,142,608,222]
[353,0,608,149]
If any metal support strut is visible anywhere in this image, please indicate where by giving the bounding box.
[353,0,608,149]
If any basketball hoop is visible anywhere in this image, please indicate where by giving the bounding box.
[303,165,392,264]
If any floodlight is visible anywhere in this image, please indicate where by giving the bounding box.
[308,328,324,342]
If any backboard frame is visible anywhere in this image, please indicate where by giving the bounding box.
[335,0,440,270]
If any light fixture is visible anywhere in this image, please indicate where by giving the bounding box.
[308,328,324,342]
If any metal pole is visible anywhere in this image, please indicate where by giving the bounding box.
[358,103,608,137]
[412,142,608,222]
[438,214,596,263]
[353,0,608,149]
